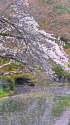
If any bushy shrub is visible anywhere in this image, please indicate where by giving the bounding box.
[0,77,15,91]
[7,78,14,90]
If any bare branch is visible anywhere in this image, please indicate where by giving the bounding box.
[3,70,22,76]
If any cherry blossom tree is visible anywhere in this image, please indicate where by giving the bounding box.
[0,0,69,79]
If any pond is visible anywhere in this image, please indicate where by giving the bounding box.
[0,84,70,125]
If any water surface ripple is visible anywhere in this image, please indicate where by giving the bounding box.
[0,85,70,125]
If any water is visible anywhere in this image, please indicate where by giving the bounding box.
[0,85,70,125]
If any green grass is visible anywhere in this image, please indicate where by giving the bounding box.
[0,88,15,98]
[52,82,67,85]
[0,90,9,98]
[52,95,70,117]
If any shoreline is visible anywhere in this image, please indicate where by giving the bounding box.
[0,83,70,99]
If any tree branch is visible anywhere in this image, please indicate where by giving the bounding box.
[0,59,12,69]
[3,70,22,75]
[0,17,26,41]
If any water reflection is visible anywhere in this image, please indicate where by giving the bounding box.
[0,86,70,125]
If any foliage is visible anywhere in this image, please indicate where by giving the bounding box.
[66,9,70,14]
[1,59,4,64]
[7,78,14,90]
[60,37,70,49]
[68,64,70,68]
[48,1,53,5]
[60,37,68,42]
[52,63,70,78]
[52,64,65,76]
[11,61,20,67]
[0,91,9,98]
[55,6,65,12]
[0,77,15,91]
[64,43,70,49]
[0,76,15,97]
[43,0,45,3]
